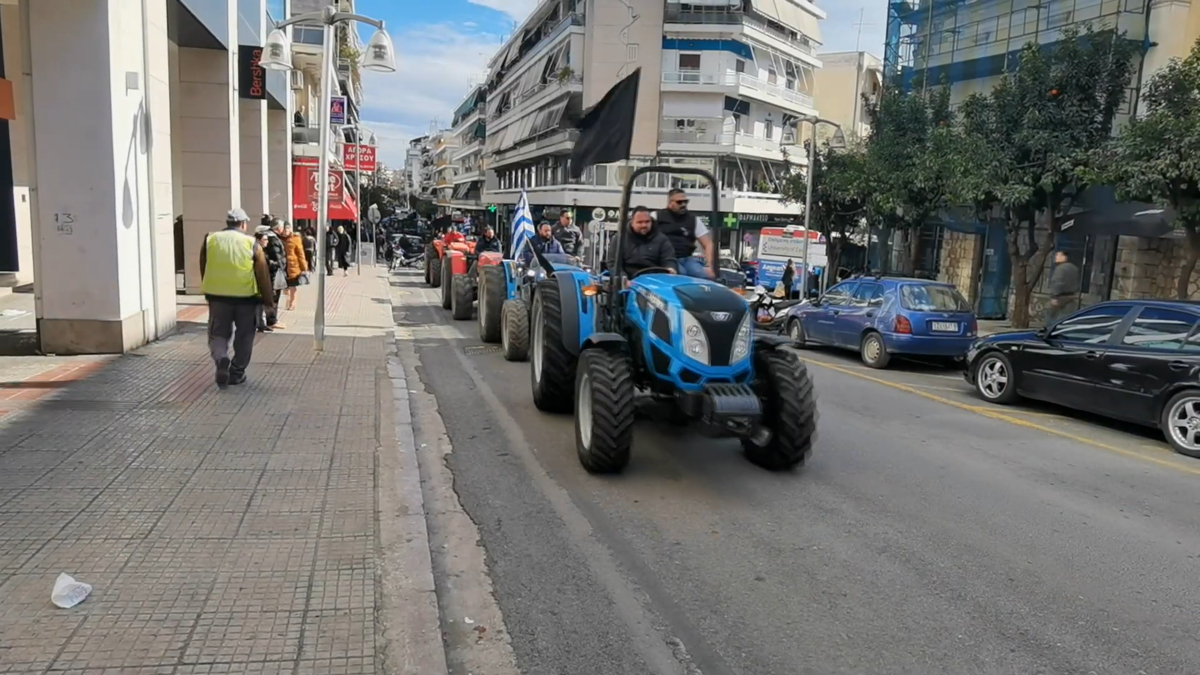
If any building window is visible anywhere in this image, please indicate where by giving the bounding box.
[678,53,701,70]
[767,67,778,85]
[733,113,746,134]
[735,59,746,73]
[764,120,774,140]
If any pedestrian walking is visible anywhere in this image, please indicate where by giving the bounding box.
[281,222,308,311]
[781,259,796,300]
[336,225,352,275]
[200,209,275,388]
[325,225,338,276]
[301,226,316,273]
[1046,250,1081,323]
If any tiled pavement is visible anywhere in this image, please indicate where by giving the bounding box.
[0,268,397,674]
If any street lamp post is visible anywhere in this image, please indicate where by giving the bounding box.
[258,5,395,351]
[800,117,846,297]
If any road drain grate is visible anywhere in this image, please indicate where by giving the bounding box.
[463,345,501,355]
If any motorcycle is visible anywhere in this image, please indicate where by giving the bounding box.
[748,285,809,333]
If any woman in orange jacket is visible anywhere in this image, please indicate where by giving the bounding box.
[282,222,309,311]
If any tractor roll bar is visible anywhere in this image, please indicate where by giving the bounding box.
[607,166,721,332]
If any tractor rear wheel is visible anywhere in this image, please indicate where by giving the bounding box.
[451,273,473,320]
[440,262,453,309]
[429,252,441,289]
[530,279,576,413]
[479,265,505,343]
[575,349,635,473]
[742,346,817,471]
[500,299,529,361]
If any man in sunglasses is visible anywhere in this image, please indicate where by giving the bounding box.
[655,188,716,279]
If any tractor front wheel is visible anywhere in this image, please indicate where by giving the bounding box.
[742,346,817,471]
[451,273,473,320]
[501,299,529,362]
[440,262,453,309]
[575,349,635,473]
[429,253,441,289]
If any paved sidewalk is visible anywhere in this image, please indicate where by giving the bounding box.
[0,267,409,674]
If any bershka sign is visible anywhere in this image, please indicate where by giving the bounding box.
[342,144,377,172]
[238,45,266,100]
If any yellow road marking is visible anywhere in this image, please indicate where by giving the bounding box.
[799,356,1199,477]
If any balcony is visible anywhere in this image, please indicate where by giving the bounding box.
[661,71,816,114]
[658,127,802,163]
[292,125,321,144]
[452,139,484,162]
[662,8,819,61]
[488,75,582,131]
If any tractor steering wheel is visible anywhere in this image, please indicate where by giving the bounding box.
[630,266,676,279]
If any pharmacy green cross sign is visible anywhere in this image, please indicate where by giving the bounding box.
[722,213,738,228]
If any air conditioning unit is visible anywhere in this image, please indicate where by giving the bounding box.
[289,70,304,90]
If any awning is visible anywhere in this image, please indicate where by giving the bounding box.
[749,0,822,44]
[292,163,358,221]
[452,182,471,200]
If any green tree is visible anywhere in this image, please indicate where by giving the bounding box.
[957,26,1139,326]
[864,85,981,274]
[1094,38,1200,299]
[780,140,871,275]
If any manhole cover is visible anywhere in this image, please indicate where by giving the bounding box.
[463,345,501,355]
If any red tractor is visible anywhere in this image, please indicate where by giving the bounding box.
[442,248,505,320]
[424,234,475,288]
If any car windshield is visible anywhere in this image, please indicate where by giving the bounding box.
[899,283,971,312]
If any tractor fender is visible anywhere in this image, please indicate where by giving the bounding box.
[478,252,504,266]
[549,271,599,357]
[432,240,445,258]
[582,332,627,351]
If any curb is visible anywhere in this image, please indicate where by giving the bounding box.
[375,319,450,671]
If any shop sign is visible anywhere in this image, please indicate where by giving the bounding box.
[238,45,265,100]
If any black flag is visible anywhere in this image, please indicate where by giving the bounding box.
[569,68,641,180]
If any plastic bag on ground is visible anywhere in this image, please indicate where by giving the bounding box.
[51,573,92,609]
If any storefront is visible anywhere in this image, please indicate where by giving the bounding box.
[716,212,803,261]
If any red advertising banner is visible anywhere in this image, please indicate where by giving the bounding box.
[292,162,355,220]
[342,144,377,172]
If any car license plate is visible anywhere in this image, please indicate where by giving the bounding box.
[930,321,958,332]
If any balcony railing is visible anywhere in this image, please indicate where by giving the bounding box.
[292,126,321,144]
[658,129,792,153]
[662,8,817,56]
[660,71,815,109]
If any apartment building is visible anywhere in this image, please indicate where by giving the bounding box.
[430,131,459,210]
[882,0,1200,322]
[447,86,488,214]
[811,51,883,143]
[405,135,428,198]
[479,0,825,252]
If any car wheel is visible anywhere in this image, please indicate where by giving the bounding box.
[860,331,890,369]
[1160,390,1200,459]
[974,352,1018,404]
[787,318,807,348]
[575,349,635,473]
[742,346,817,471]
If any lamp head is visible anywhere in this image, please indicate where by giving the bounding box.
[259,28,293,71]
[362,28,396,73]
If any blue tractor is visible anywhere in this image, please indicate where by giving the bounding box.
[504,167,818,473]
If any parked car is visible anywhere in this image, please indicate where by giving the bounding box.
[965,300,1200,458]
[785,276,978,368]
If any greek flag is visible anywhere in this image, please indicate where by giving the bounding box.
[510,190,536,260]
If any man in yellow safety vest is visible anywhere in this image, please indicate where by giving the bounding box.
[200,209,275,387]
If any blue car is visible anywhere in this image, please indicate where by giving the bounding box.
[783,276,978,368]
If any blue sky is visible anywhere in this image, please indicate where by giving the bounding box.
[353,0,887,168]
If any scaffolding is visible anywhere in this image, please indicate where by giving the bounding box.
[883,0,1149,97]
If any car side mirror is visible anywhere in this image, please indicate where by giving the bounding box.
[1036,326,1049,340]
[808,289,819,299]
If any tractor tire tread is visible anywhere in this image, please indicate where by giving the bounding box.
[451,273,473,320]
[531,279,576,413]
[742,347,817,471]
[479,265,505,342]
[501,299,529,361]
[576,349,635,473]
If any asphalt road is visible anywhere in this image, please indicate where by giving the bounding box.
[393,271,1200,675]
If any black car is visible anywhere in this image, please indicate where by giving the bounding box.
[964,300,1200,458]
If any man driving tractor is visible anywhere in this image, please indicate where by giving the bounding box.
[522,222,563,265]
[607,206,677,280]
[476,225,502,254]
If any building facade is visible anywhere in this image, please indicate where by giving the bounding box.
[477,0,826,254]
[812,51,883,142]
[882,0,1200,322]
[447,86,488,215]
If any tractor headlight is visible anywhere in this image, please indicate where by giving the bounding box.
[731,313,752,363]
[680,310,710,366]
